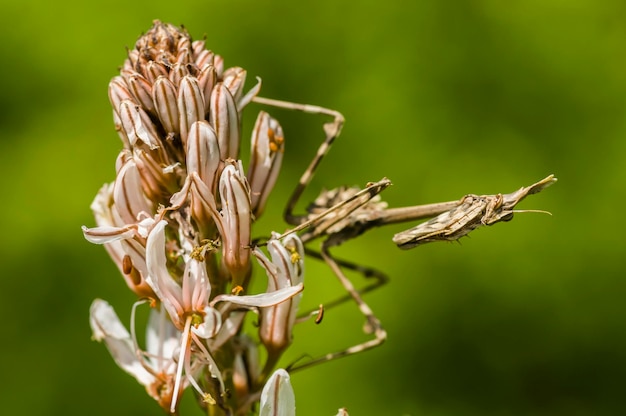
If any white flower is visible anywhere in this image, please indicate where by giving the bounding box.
[89,299,183,410]
[144,219,304,412]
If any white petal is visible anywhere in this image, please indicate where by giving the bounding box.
[145,307,180,371]
[82,225,135,244]
[209,311,246,350]
[89,299,155,387]
[113,159,152,225]
[213,283,303,308]
[259,369,295,416]
[136,217,156,238]
[89,183,115,226]
[190,307,222,339]
[145,220,184,322]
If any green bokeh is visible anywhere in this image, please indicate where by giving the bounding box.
[1,1,624,415]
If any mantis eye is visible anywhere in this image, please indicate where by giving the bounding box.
[500,212,514,222]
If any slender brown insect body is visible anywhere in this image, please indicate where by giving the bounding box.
[253,94,556,372]
[393,175,557,249]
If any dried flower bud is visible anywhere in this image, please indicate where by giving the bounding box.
[186,120,220,194]
[177,76,205,147]
[125,71,155,115]
[192,40,213,65]
[247,111,284,218]
[222,67,247,105]
[219,161,252,286]
[152,76,180,137]
[210,83,240,161]
[168,62,190,86]
[108,76,135,116]
[132,149,178,204]
[255,234,304,355]
[133,21,188,68]
[197,64,217,114]
[144,61,169,84]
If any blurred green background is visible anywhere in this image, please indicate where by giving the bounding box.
[1,0,624,415]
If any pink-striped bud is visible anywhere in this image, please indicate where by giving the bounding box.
[209,83,240,161]
[152,76,180,137]
[177,76,205,148]
[247,112,284,218]
[255,233,304,354]
[219,161,252,286]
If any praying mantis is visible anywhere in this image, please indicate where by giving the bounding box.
[252,95,556,372]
